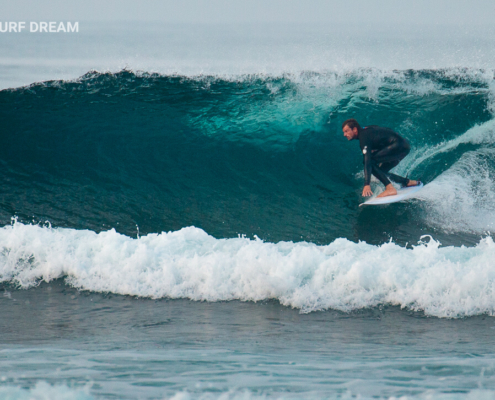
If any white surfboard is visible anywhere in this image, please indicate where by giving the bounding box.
[359,182,424,206]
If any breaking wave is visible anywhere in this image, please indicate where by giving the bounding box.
[2,221,495,318]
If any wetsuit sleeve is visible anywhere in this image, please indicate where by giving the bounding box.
[363,150,372,186]
[359,131,372,186]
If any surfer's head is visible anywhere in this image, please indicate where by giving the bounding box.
[342,119,361,140]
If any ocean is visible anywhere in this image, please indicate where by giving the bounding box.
[1,21,495,399]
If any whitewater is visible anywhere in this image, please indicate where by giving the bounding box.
[2,221,495,318]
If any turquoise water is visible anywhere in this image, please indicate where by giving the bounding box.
[1,69,494,245]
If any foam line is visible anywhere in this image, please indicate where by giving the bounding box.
[2,222,495,318]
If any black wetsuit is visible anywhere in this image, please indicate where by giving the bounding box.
[358,125,410,187]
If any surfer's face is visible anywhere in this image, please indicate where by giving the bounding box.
[343,125,358,140]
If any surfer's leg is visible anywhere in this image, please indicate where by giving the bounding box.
[371,163,391,186]
[373,144,412,187]
[379,160,410,187]
[371,162,398,198]
[371,143,413,197]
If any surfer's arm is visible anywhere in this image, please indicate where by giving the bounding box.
[358,130,373,196]
[363,152,372,186]
[362,147,372,196]
[362,152,373,196]
[359,130,373,187]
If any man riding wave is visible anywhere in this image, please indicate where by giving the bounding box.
[342,119,420,198]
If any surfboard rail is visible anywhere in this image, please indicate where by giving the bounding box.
[359,182,424,207]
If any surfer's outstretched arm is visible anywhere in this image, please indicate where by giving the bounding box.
[362,147,373,196]
[359,131,373,196]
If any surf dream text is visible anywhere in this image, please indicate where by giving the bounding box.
[0,22,79,33]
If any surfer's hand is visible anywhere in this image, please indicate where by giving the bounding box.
[362,185,373,197]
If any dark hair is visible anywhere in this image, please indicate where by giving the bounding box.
[342,118,361,130]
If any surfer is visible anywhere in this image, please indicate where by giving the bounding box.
[342,119,420,198]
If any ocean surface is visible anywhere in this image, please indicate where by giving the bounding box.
[2,21,495,399]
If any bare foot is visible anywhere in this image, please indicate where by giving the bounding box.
[377,184,397,198]
[406,180,418,187]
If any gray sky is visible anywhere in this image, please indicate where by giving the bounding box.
[2,0,495,24]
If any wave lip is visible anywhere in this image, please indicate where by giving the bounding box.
[1,222,495,318]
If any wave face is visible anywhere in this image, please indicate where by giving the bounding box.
[2,221,495,318]
[0,69,495,246]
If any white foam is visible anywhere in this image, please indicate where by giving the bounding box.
[400,119,495,175]
[0,382,493,400]
[0,381,93,400]
[389,119,495,234]
[166,389,495,400]
[417,148,495,233]
[1,383,492,400]
[2,222,495,318]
